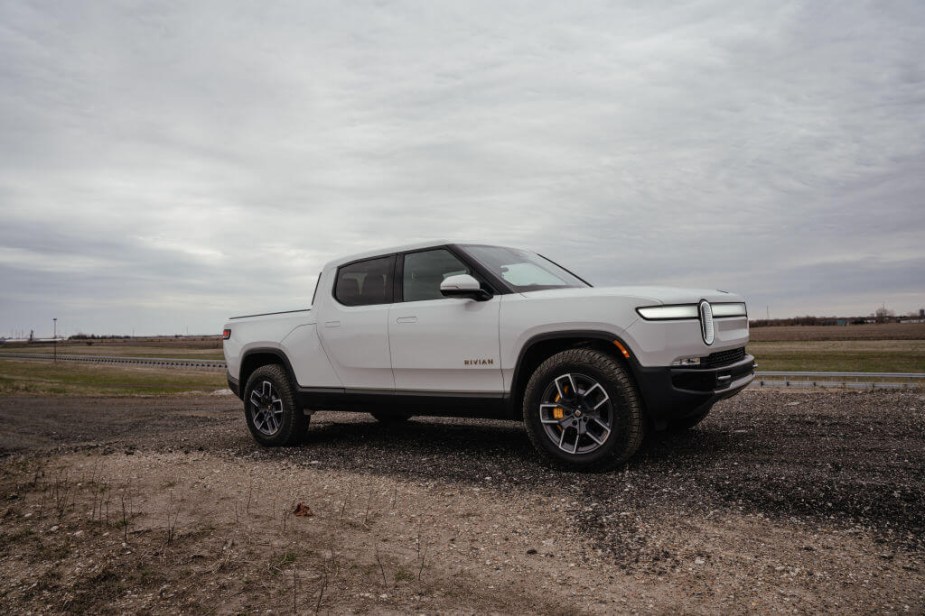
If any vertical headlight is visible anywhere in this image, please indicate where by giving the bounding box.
[699,301,715,345]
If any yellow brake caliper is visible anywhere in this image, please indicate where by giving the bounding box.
[553,390,566,426]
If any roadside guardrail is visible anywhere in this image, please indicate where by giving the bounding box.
[753,371,925,390]
[0,352,226,371]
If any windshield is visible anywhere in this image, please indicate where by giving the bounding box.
[460,245,590,292]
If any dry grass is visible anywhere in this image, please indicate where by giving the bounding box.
[749,323,925,342]
[0,452,571,615]
[0,360,226,395]
[748,339,925,372]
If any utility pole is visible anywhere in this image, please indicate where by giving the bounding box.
[53,318,57,363]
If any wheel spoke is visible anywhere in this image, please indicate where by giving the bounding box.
[586,428,606,445]
[567,428,579,454]
[590,417,612,443]
[539,403,566,424]
[556,425,579,454]
[581,382,610,409]
[554,376,568,400]
[540,372,614,456]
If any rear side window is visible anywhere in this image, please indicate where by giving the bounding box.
[334,256,395,306]
[402,249,471,302]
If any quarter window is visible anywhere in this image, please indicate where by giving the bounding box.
[334,256,395,306]
[402,249,471,302]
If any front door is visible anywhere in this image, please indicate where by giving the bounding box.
[388,249,502,394]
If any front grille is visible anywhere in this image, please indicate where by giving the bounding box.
[702,347,745,368]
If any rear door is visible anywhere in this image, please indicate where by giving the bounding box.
[316,255,396,391]
[388,248,502,394]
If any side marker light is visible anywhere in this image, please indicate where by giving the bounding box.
[612,340,630,359]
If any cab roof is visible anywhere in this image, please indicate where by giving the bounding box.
[322,240,510,270]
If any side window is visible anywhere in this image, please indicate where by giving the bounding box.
[335,256,395,306]
[402,249,471,302]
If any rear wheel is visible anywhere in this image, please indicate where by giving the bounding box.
[243,365,308,446]
[523,349,645,470]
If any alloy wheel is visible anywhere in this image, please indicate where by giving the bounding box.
[538,372,614,455]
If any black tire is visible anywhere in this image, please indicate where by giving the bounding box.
[243,364,308,446]
[523,348,645,471]
[370,412,411,424]
[665,407,712,432]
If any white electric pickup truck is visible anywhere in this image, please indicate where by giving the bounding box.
[223,241,754,470]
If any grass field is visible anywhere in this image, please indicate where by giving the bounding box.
[748,322,925,341]
[747,323,925,372]
[747,340,925,373]
[0,360,226,396]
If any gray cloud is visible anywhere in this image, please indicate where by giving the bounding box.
[1,1,924,336]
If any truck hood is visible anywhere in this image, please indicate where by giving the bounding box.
[518,286,744,306]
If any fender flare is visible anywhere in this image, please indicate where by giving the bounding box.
[509,329,642,409]
[239,347,299,390]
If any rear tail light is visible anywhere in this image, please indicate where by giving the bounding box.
[222,329,231,340]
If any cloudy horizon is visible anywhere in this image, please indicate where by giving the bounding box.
[2,1,924,338]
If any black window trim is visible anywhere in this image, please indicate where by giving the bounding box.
[394,244,510,303]
[330,244,516,307]
[536,253,594,288]
[331,253,398,307]
[457,243,591,292]
[310,272,322,306]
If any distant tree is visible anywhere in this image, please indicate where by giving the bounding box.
[874,306,895,323]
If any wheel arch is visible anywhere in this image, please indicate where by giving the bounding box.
[239,348,298,395]
[509,330,639,418]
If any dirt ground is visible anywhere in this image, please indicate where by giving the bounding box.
[0,389,922,614]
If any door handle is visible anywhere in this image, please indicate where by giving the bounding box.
[395,316,417,324]
[324,321,341,328]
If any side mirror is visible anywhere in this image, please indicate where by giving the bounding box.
[440,274,492,301]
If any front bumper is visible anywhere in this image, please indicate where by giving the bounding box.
[632,354,756,426]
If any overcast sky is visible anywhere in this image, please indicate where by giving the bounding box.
[2,1,924,337]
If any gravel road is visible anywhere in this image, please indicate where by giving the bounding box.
[0,389,922,614]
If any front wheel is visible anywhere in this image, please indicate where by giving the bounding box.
[523,349,645,470]
[243,364,308,446]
